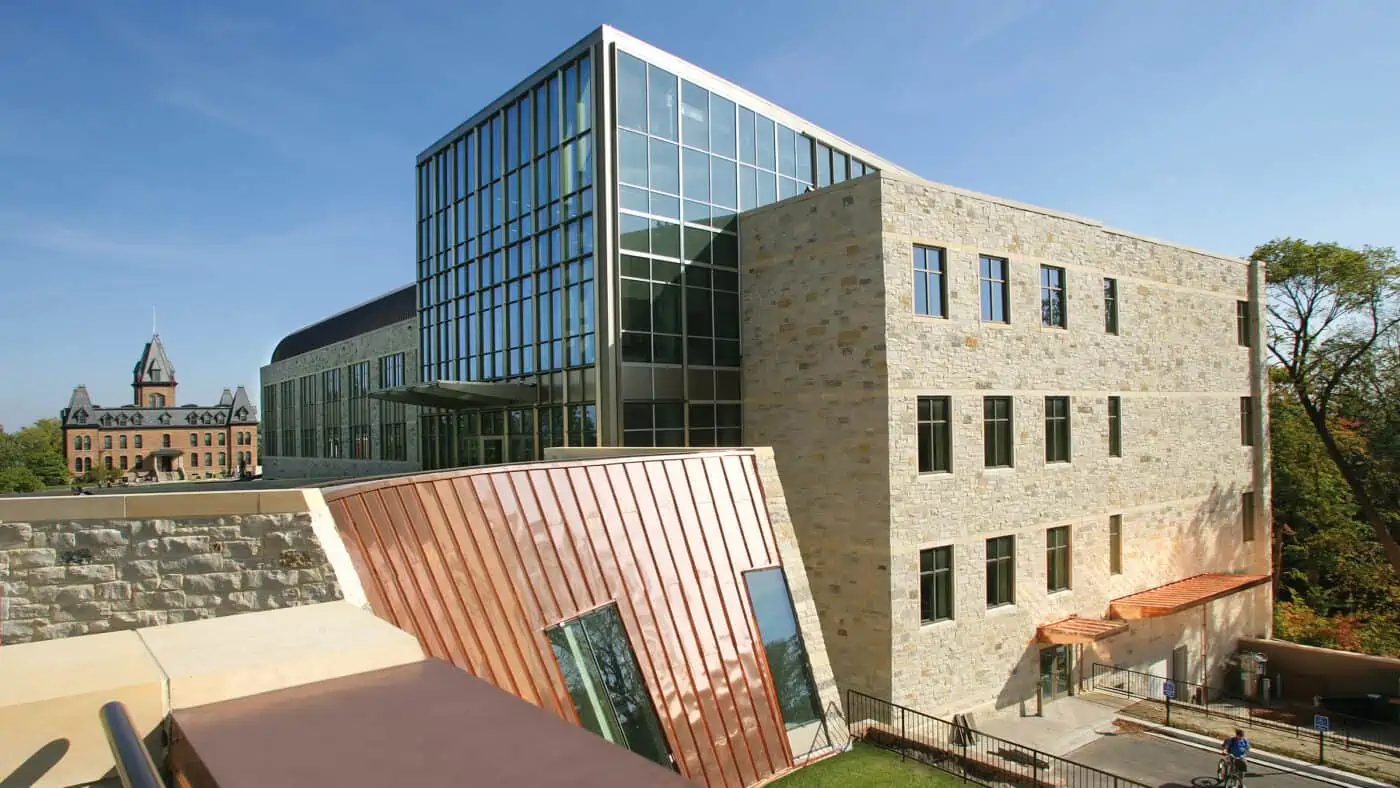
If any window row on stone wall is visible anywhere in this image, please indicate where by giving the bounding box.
[913,244,1257,346]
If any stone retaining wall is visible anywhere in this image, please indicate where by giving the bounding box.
[0,493,346,644]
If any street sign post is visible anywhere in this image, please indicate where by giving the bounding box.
[1164,681,1176,726]
[1315,714,1330,763]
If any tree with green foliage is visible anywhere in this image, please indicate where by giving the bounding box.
[1255,238,1400,583]
[0,416,74,491]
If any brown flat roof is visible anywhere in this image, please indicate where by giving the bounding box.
[1036,615,1128,644]
[170,659,692,788]
[1109,573,1271,621]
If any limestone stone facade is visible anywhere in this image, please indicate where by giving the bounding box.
[0,491,351,644]
[259,316,420,480]
[741,172,1271,717]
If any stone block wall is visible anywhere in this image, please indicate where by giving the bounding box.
[0,493,349,644]
[740,171,1271,719]
[876,174,1270,714]
[259,316,420,480]
[741,175,896,703]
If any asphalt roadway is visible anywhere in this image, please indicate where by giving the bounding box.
[1070,730,1351,788]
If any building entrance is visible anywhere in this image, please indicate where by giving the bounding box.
[1039,645,1073,701]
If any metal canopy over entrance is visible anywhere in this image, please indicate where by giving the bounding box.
[1108,573,1270,621]
[1036,615,1128,644]
[367,380,536,410]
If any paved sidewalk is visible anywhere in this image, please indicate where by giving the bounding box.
[974,695,1135,756]
[1098,694,1400,786]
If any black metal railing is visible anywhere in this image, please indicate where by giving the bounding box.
[99,701,166,788]
[1090,663,1400,761]
[847,690,1150,788]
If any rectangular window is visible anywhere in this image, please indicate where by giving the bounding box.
[545,604,675,770]
[103,435,112,449]
[203,433,212,446]
[980,256,1010,323]
[1040,265,1066,328]
[913,245,947,318]
[191,453,199,468]
[120,456,128,470]
[161,434,170,448]
[1109,515,1123,574]
[1047,526,1071,592]
[919,546,954,623]
[1104,277,1119,334]
[135,434,142,449]
[378,353,409,462]
[1108,396,1122,458]
[1242,491,1256,542]
[348,361,372,459]
[261,384,277,456]
[322,369,343,458]
[1045,396,1071,463]
[986,535,1015,608]
[189,433,197,447]
[917,396,951,473]
[745,568,823,730]
[1240,397,1255,446]
[218,452,225,467]
[1237,300,1251,347]
[299,375,318,459]
[984,396,1014,468]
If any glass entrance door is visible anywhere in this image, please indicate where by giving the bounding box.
[546,604,676,771]
[1039,645,1072,700]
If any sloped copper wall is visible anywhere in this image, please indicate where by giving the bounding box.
[321,450,796,787]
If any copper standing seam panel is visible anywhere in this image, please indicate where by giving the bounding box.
[662,459,766,786]
[325,498,392,618]
[659,459,763,787]
[368,488,453,661]
[576,464,702,780]
[384,485,467,669]
[709,456,795,769]
[471,474,576,719]
[606,461,717,785]
[625,461,736,788]
[340,494,421,643]
[527,470,596,610]
[723,455,777,569]
[433,478,532,701]
[392,483,475,672]
[321,451,799,788]
[681,458,785,777]
[417,481,496,681]
[492,472,570,622]
[456,476,564,715]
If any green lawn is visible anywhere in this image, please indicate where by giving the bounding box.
[769,743,964,786]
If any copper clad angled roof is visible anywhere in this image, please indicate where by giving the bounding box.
[321,449,798,787]
[169,659,693,788]
[1109,573,1271,621]
[1036,615,1128,644]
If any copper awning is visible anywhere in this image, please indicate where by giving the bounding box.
[1109,573,1271,621]
[1036,615,1128,644]
[367,380,536,409]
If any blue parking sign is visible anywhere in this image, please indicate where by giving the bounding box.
[1314,714,1330,732]
[1163,680,1176,700]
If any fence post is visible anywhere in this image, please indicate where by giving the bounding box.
[1165,695,1172,728]
[1318,728,1325,765]
[900,707,907,762]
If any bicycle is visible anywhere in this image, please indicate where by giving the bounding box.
[1217,754,1247,788]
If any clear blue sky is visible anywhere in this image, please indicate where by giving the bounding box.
[1,0,1397,429]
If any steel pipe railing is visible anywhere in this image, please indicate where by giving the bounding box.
[99,701,165,788]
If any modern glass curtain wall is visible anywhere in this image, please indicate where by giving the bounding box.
[415,49,600,469]
[414,31,884,469]
[613,45,877,450]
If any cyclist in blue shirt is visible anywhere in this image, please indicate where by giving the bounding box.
[1222,729,1250,780]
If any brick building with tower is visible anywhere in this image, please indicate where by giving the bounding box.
[61,335,260,482]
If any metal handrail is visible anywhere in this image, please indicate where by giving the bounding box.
[99,701,166,788]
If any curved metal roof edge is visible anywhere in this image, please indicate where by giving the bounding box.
[270,284,416,364]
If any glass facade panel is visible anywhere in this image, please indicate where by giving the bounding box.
[417,50,596,470]
[546,605,675,770]
[745,568,821,729]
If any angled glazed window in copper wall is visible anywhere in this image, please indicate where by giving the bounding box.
[321,450,801,787]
